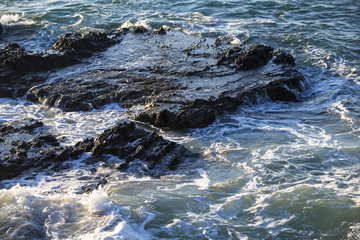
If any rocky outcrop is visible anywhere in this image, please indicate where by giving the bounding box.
[26,30,306,129]
[0,119,200,180]
[0,27,306,129]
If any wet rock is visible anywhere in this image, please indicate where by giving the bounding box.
[154,26,167,34]
[131,26,148,34]
[234,45,274,70]
[272,49,296,65]
[0,118,43,134]
[0,28,307,131]
[25,30,306,130]
[52,31,120,58]
[0,119,200,180]
[80,176,109,193]
[26,78,122,111]
[0,119,63,180]
[0,43,77,73]
[0,30,123,99]
[72,122,201,175]
[0,23,3,35]
[217,45,274,70]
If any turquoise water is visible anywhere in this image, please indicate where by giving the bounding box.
[1,1,360,239]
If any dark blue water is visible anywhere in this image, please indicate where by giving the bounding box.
[1,1,360,239]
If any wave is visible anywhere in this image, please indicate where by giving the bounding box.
[304,45,360,82]
[0,13,36,27]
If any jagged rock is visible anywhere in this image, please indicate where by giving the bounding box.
[154,26,167,34]
[75,122,201,174]
[0,43,78,73]
[131,26,148,33]
[0,120,200,180]
[216,45,274,70]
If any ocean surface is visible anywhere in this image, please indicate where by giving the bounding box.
[1,0,360,239]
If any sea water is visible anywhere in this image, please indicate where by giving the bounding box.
[1,0,360,239]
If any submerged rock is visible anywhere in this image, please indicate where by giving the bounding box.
[0,119,200,180]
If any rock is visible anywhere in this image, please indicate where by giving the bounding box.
[78,122,201,174]
[0,119,200,180]
[52,31,120,58]
[26,30,306,129]
[272,49,296,65]
[0,119,63,180]
[0,43,78,73]
[216,45,274,70]
[0,29,306,130]
[0,23,3,35]
[234,45,274,70]
[0,30,123,99]
[154,26,167,34]
[131,26,148,34]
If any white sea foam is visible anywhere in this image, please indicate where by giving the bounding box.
[0,153,156,239]
[304,45,360,82]
[0,99,126,145]
[329,100,358,130]
[70,13,84,27]
[0,13,36,27]
[119,19,151,29]
[185,12,216,24]
[168,169,210,191]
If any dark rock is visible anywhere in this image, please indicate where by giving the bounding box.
[0,118,43,135]
[0,119,201,180]
[0,23,2,35]
[0,119,63,180]
[216,45,274,70]
[130,26,148,33]
[25,30,306,131]
[0,43,77,74]
[75,122,201,174]
[234,45,274,70]
[0,30,123,99]
[52,31,120,58]
[272,49,296,65]
[26,78,121,111]
[154,27,167,34]
[0,29,305,131]
[80,176,109,193]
